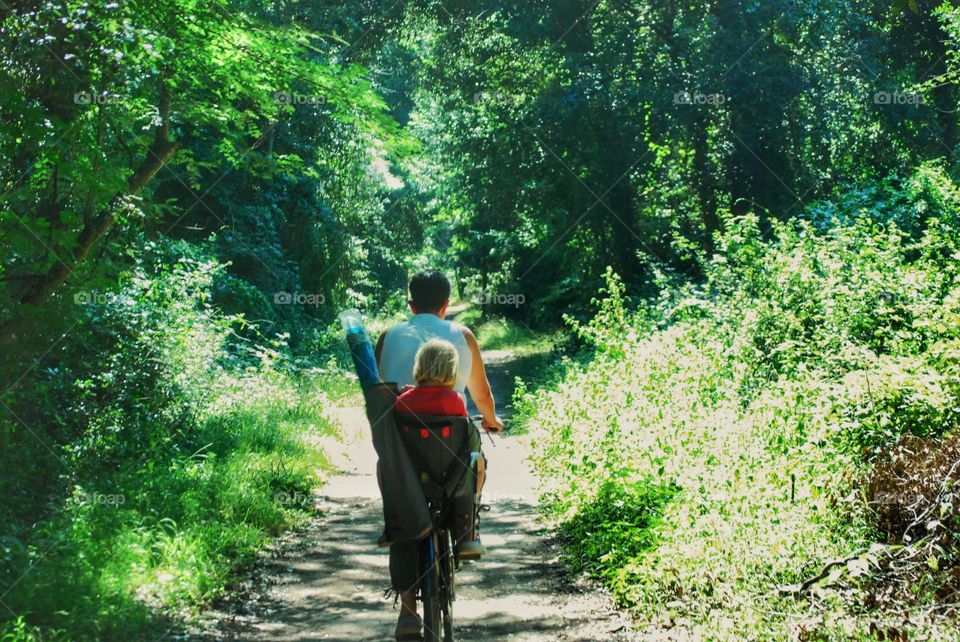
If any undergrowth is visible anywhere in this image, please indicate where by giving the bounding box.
[0,245,343,641]
[519,163,960,640]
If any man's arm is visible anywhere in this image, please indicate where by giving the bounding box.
[462,327,504,432]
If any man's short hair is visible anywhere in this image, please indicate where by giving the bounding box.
[409,270,451,313]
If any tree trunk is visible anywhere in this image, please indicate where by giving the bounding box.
[692,117,720,251]
[1,86,178,345]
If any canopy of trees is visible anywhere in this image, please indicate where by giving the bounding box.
[4,0,956,338]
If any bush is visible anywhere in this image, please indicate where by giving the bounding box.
[866,433,960,604]
[558,478,677,581]
[0,244,341,640]
[520,166,960,640]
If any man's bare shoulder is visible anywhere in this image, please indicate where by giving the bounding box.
[452,322,477,342]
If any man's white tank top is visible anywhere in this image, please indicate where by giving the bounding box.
[379,314,473,392]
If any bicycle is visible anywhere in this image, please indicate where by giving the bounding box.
[418,487,457,642]
[394,414,495,642]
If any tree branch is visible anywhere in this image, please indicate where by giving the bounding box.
[20,129,178,307]
[1,84,178,343]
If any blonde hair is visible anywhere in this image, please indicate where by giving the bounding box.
[413,339,459,388]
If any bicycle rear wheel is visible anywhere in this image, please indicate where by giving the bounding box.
[423,596,442,642]
[421,531,443,642]
[422,528,457,642]
[439,529,455,642]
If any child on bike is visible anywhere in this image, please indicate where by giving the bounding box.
[394,338,486,559]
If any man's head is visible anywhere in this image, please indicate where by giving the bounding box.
[408,270,451,316]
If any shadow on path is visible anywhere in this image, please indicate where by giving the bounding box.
[176,349,638,641]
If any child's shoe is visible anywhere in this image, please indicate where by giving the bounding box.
[453,496,487,560]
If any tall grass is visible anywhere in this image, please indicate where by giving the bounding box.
[0,248,344,640]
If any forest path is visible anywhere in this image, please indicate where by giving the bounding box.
[180,347,639,642]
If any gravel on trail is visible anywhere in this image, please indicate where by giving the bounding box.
[178,349,641,642]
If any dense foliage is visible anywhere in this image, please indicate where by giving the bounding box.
[0,0,415,350]
[4,0,960,639]
[1,2,396,636]
[404,0,957,320]
[520,164,960,640]
[0,242,346,639]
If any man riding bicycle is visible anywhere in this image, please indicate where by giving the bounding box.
[375,270,504,641]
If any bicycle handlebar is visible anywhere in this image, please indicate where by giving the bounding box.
[470,414,504,429]
[470,414,504,447]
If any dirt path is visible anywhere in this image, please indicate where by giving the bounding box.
[180,350,639,642]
